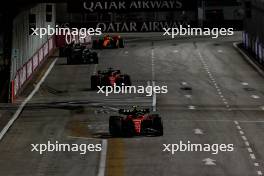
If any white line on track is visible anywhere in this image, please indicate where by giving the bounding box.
[151,48,156,112]
[0,58,58,141]
[241,136,248,141]
[248,148,253,153]
[233,120,261,175]
[251,95,260,99]
[250,154,256,160]
[152,81,157,112]
[257,171,263,175]
[254,163,260,167]
[197,50,231,109]
[241,82,249,86]
[93,64,98,75]
[239,130,244,135]
[188,105,196,110]
[97,139,108,176]
[245,141,250,146]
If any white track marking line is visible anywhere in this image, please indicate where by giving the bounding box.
[152,81,157,112]
[151,48,156,112]
[248,148,253,153]
[93,64,98,74]
[257,171,263,175]
[250,154,256,160]
[239,130,244,135]
[254,163,260,167]
[251,95,260,99]
[241,82,249,86]
[245,141,250,146]
[188,105,196,110]
[184,94,192,99]
[0,58,58,141]
[236,125,242,130]
[97,139,108,176]
[241,136,248,141]
[234,121,239,125]
[198,50,231,109]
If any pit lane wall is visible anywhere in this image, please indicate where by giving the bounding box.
[242,0,264,66]
[10,3,56,102]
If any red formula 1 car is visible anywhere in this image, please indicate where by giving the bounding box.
[109,107,163,137]
[92,35,124,49]
[90,68,131,90]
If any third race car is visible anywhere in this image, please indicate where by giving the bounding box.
[109,106,163,137]
[66,43,98,64]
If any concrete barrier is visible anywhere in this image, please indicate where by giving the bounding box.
[11,35,56,102]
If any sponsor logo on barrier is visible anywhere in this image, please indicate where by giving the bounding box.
[27,60,33,79]
[14,75,19,96]
[19,67,27,87]
[33,54,38,71]
[44,43,49,57]
[49,38,53,52]
[39,48,44,63]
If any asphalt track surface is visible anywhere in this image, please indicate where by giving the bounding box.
[0,33,264,176]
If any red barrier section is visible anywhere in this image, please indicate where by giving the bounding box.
[11,35,56,101]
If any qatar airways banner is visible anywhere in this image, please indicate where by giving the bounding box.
[69,21,197,32]
[67,0,197,13]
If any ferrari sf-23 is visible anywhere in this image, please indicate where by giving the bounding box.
[90,68,131,90]
[109,106,163,137]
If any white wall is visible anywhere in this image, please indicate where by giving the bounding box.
[11,3,56,79]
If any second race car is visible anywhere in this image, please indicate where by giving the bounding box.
[66,43,98,65]
[92,35,124,49]
[90,68,131,90]
[109,106,163,137]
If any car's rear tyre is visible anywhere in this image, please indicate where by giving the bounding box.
[91,75,98,90]
[109,116,122,137]
[152,115,163,136]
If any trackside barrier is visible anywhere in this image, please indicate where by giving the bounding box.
[242,31,264,69]
[11,35,56,103]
